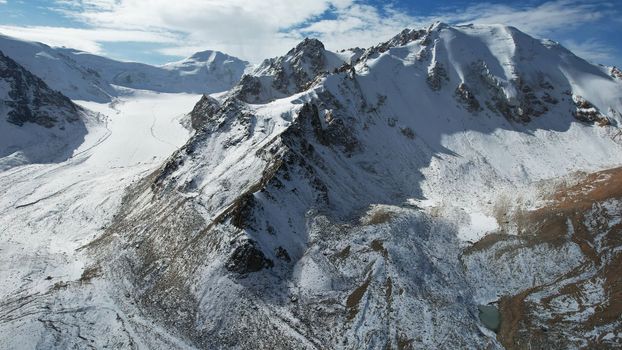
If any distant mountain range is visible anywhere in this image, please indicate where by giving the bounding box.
[0,34,250,102]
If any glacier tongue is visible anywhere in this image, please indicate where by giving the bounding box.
[0,91,199,349]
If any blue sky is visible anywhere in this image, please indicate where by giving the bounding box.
[0,0,620,66]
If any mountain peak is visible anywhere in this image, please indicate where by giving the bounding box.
[429,21,450,31]
[0,33,251,101]
[284,37,326,62]
[187,50,220,61]
[232,37,330,103]
[185,49,242,64]
[291,37,325,53]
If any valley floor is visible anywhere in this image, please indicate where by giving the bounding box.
[0,91,199,349]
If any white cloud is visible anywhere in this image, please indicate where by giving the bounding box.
[428,0,610,37]
[0,0,617,65]
[563,38,617,65]
[49,0,419,61]
[294,4,418,52]
[147,2,419,61]
[52,0,359,61]
[0,25,178,54]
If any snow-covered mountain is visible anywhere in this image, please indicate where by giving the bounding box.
[1,22,622,349]
[0,50,95,170]
[78,22,621,349]
[0,34,250,102]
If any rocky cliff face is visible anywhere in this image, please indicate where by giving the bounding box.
[27,23,622,349]
[0,50,79,128]
[0,50,89,170]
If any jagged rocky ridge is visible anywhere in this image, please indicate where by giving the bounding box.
[83,23,622,349]
[232,38,346,104]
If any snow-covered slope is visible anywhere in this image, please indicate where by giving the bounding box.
[2,23,622,349]
[0,34,249,102]
[72,23,622,349]
[0,50,95,170]
[0,90,198,349]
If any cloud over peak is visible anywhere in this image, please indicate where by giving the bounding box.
[1,0,619,66]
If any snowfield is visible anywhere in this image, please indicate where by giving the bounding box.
[0,90,199,349]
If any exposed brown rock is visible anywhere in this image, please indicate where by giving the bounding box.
[480,167,622,349]
[346,273,372,321]
[572,95,610,125]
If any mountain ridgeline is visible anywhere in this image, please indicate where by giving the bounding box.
[0,34,250,102]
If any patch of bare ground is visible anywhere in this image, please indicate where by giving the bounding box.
[370,239,388,258]
[463,233,513,255]
[332,245,350,260]
[79,265,102,283]
[346,273,372,321]
[396,334,414,350]
[477,166,622,349]
[361,206,394,225]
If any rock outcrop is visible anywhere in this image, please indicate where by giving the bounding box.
[0,50,80,128]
